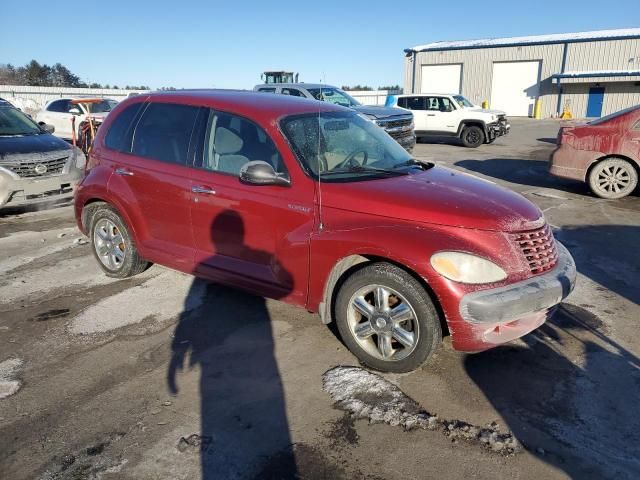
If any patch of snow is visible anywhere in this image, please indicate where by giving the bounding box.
[0,358,23,399]
[408,28,640,52]
[69,271,205,335]
[557,69,640,77]
[0,227,78,274]
[323,366,520,455]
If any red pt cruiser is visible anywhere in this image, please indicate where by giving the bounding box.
[75,91,576,372]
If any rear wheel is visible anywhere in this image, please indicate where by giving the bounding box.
[588,158,638,199]
[89,206,149,278]
[461,125,484,148]
[335,263,442,373]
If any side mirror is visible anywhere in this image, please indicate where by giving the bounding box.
[69,107,81,115]
[239,161,290,186]
[41,123,55,134]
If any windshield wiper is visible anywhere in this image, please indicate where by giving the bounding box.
[321,165,406,177]
[391,159,434,170]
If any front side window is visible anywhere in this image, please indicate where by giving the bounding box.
[104,102,144,152]
[426,97,455,112]
[281,88,305,97]
[0,107,43,136]
[306,88,360,107]
[131,102,200,165]
[281,111,413,181]
[201,110,285,176]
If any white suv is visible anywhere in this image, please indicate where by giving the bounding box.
[390,94,510,148]
[35,98,113,140]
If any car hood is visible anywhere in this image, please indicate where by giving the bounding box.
[0,133,72,160]
[322,166,543,232]
[465,107,506,116]
[352,105,412,120]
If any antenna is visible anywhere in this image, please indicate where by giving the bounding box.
[317,76,324,231]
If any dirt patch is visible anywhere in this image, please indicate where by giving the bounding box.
[253,443,348,480]
[31,309,71,322]
[324,412,359,447]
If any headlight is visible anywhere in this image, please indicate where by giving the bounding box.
[72,146,86,169]
[430,251,507,284]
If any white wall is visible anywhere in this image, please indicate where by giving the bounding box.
[347,90,400,106]
[0,85,148,115]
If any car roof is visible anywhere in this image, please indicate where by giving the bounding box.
[139,89,348,118]
[254,83,338,90]
[397,93,457,97]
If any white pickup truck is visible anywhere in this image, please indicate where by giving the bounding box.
[389,94,510,148]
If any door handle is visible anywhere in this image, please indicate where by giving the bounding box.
[191,185,216,194]
[427,114,436,116]
[115,168,134,176]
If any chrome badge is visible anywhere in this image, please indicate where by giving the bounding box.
[34,164,48,175]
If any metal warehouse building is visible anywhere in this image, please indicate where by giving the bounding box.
[404,28,640,118]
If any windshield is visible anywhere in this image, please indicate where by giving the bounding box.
[281,111,415,181]
[453,95,474,108]
[0,107,43,136]
[589,105,640,125]
[307,88,361,107]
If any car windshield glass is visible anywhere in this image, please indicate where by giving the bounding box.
[453,95,474,108]
[82,100,112,113]
[307,88,361,107]
[281,111,414,181]
[0,107,42,136]
[589,105,640,125]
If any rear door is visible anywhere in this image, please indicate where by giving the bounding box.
[107,101,200,271]
[397,96,428,133]
[188,109,314,304]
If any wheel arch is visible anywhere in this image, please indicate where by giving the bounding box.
[585,154,640,182]
[457,119,487,139]
[318,254,449,337]
[80,198,141,249]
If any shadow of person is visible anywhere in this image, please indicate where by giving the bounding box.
[167,210,296,479]
[464,305,640,479]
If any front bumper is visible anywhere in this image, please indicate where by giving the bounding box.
[392,131,417,152]
[0,168,83,209]
[487,120,510,140]
[455,242,576,348]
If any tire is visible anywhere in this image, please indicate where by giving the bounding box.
[334,262,442,373]
[588,157,638,199]
[461,125,485,148]
[88,205,149,278]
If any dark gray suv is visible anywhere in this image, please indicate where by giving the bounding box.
[253,83,416,152]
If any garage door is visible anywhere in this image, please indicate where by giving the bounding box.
[420,64,462,94]
[490,61,540,116]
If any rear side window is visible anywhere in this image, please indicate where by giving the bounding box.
[131,103,200,165]
[398,97,426,110]
[48,100,70,112]
[258,88,276,93]
[104,103,144,152]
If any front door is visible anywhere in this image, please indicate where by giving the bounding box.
[189,109,314,304]
[586,87,605,118]
[425,96,458,134]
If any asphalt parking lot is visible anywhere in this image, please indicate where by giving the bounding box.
[1,118,639,480]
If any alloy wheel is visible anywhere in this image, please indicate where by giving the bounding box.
[93,218,126,271]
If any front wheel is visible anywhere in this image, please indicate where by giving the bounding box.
[588,158,638,199]
[461,125,485,148]
[335,263,442,373]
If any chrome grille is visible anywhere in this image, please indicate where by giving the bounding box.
[378,117,413,129]
[512,224,558,275]
[0,156,68,178]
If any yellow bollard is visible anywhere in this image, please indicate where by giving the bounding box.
[534,99,542,119]
[482,100,489,109]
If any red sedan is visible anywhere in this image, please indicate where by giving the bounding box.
[550,105,640,199]
[74,90,576,372]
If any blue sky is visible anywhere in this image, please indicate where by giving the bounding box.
[1,0,639,89]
